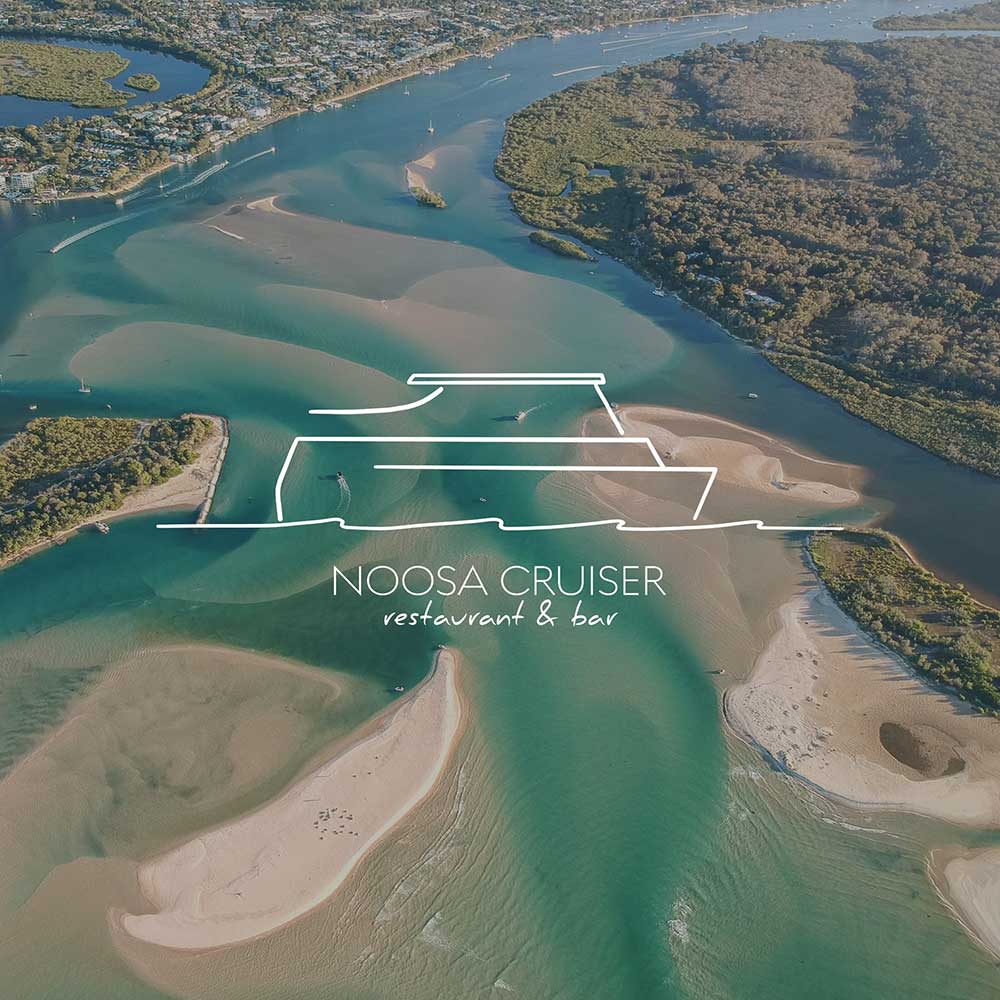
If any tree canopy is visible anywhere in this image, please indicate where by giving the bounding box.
[496,37,1000,474]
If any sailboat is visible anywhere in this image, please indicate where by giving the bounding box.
[427,118,435,134]
[78,378,91,394]
[404,85,410,96]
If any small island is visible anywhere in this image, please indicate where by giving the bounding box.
[125,72,161,93]
[810,530,1000,712]
[0,413,225,567]
[529,230,592,261]
[410,186,447,209]
[0,40,131,107]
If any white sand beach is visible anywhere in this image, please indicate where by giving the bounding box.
[404,150,438,195]
[931,847,1000,960]
[120,648,464,950]
[726,586,1000,826]
[617,406,860,506]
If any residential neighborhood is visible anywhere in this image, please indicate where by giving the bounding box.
[0,0,768,200]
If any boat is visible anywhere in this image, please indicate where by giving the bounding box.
[747,392,759,400]
[652,286,666,297]
[515,410,527,422]
[78,379,91,394]
[94,522,110,535]
[28,404,37,411]
[427,119,435,134]
[404,85,410,96]
[393,685,405,693]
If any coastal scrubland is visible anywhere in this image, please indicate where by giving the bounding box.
[0,414,212,562]
[875,1,1000,30]
[0,40,130,107]
[495,37,1000,476]
[124,72,159,92]
[530,230,592,260]
[410,186,447,208]
[811,531,1000,712]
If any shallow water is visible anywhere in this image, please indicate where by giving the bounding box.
[2,2,1000,998]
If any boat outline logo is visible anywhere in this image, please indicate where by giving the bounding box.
[156,372,844,536]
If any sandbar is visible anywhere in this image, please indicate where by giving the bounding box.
[120,648,463,950]
[404,151,438,195]
[931,847,1000,960]
[617,405,859,505]
[725,586,1000,826]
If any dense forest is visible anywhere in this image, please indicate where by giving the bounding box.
[875,0,1000,30]
[0,414,212,562]
[495,37,1000,475]
[811,531,1000,713]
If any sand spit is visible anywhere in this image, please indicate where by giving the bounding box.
[245,195,296,216]
[120,649,464,950]
[931,847,1000,960]
[726,586,1000,826]
[404,151,438,195]
[617,406,859,506]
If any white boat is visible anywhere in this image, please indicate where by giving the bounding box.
[78,379,91,394]
[747,392,759,400]
[404,85,410,96]
[427,119,435,134]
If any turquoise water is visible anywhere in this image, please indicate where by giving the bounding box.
[2,3,1000,997]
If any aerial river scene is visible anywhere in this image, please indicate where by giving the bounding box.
[3,1,1000,998]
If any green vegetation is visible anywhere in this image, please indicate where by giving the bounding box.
[811,531,1000,713]
[0,414,213,563]
[125,72,160,92]
[495,37,1000,476]
[0,40,130,107]
[875,1,1000,30]
[410,186,447,208]
[529,230,593,260]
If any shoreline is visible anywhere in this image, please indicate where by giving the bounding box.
[723,582,1000,827]
[26,2,826,207]
[118,646,465,951]
[0,412,227,570]
[928,846,1000,962]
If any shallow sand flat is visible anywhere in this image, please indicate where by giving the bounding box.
[121,649,464,950]
[0,645,365,910]
[931,847,1000,959]
[404,150,438,194]
[191,195,493,300]
[726,586,1000,826]
[618,406,860,506]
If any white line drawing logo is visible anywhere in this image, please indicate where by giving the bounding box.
[157,373,844,535]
